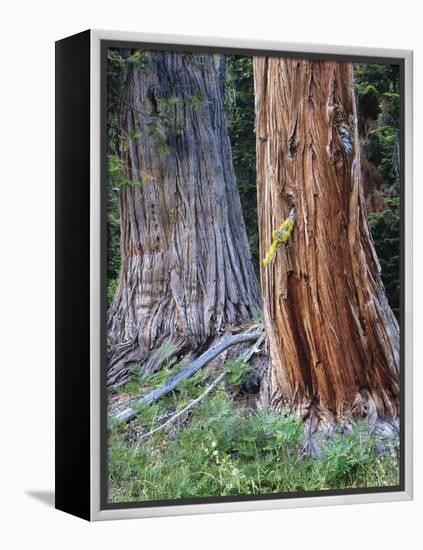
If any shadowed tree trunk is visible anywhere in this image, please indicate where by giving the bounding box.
[107,52,261,388]
[360,148,387,213]
[253,58,399,431]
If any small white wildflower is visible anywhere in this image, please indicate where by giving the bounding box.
[213,450,218,456]
[211,440,217,448]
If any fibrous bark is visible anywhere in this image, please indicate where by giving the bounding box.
[107,52,261,387]
[253,58,399,428]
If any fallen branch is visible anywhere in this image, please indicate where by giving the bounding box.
[115,331,261,423]
[241,333,266,363]
[138,332,266,439]
[139,370,227,440]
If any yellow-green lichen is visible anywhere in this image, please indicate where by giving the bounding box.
[263,211,296,267]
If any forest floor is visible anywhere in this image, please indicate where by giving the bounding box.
[107,344,400,504]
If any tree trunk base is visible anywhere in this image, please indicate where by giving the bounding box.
[258,366,399,456]
[107,326,260,390]
[300,415,399,457]
[107,336,194,390]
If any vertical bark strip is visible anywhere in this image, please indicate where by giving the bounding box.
[107,52,261,387]
[254,58,399,426]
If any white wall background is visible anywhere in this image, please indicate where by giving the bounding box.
[1,0,420,547]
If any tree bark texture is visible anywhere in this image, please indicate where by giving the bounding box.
[107,52,261,387]
[253,58,399,427]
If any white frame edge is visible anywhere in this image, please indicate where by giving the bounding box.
[89,29,413,521]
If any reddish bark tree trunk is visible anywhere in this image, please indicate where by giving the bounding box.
[253,58,399,429]
[107,52,261,387]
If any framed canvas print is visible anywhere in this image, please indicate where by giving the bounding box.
[55,29,413,521]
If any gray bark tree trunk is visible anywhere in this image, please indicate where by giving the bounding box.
[107,52,261,388]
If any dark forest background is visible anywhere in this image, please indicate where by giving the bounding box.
[106,55,400,320]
